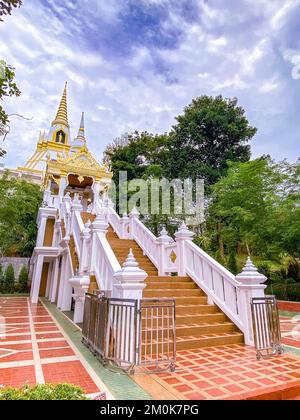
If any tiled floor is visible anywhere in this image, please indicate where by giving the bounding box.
[135,344,300,400]
[0,297,107,397]
[134,309,300,400]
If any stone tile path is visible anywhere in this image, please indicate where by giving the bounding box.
[0,297,109,398]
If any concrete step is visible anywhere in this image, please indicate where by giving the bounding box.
[146,276,192,283]
[147,282,198,290]
[176,313,227,324]
[141,322,238,339]
[176,331,244,350]
[169,296,208,305]
[176,304,220,315]
[143,289,205,298]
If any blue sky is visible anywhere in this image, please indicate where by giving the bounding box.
[0,0,300,167]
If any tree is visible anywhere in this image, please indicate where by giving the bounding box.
[206,158,300,262]
[0,60,21,134]
[167,95,257,186]
[0,263,4,292]
[3,264,15,294]
[0,173,42,256]
[0,1,22,21]
[17,265,28,293]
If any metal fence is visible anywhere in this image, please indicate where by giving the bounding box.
[82,294,176,373]
[251,296,283,360]
[139,299,176,372]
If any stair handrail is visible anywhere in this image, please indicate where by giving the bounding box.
[73,211,85,259]
[92,232,121,292]
[185,240,244,332]
[130,216,159,268]
[108,206,123,239]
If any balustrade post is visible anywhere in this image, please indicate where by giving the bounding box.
[114,249,147,300]
[129,207,139,240]
[236,257,267,346]
[175,222,195,276]
[90,214,109,275]
[79,221,91,275]
[156,227,173,276]
[70,194,83,234]
[120,213,130,239]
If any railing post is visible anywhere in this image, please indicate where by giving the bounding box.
[114,249,147,299]
[175,222,195,276]
[120,213,130,239]
[79,221,91,274]
[156,227,173,276]
[129,207,139,240]
[236,257,267,346]
[70,194,83,233]
[90,214,109,275]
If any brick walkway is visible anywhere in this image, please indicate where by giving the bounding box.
[0,297,109,397]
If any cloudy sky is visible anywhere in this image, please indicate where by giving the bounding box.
[0,0,300,168]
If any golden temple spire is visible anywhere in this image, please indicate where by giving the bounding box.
[77,112,85,141]
[52,82,69,127]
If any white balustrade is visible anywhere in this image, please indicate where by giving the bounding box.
[73,211,84,259]
[185,240,244,331]
[92,232,121,292]
[131,217,159,268]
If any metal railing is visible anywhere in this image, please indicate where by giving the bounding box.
[82,294,176,373]
[139,299,176,372]
[251,296,283,360]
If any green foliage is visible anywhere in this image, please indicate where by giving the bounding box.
[0,263,3,290]
[207,158,300,262]
[0,60,21,130]
[0,384,87,400]
[0,174,42,256]
[0,1,22,22]
[167,95,256,186]
[3,263,15,293]
[266,283,300,302]
[227,250,238,274]
[17,265,28,293]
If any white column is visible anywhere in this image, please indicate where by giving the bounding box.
[156,227,173,276]
[30,255,44,304]
[70,274,90,324]
[36,217,47,247]
[114,249,147,300]
[45,262,53,299]
[175,222,195,277]
[50,258,60,303]
[236,257,267,346]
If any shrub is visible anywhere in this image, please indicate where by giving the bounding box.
[267,283,300,302]
[0,384,87,400]
[287,259,300,282]
[3,264,15,294]
[17,265,29,293]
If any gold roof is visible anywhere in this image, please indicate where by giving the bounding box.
[52,82,69,127]
[46,144,113,181]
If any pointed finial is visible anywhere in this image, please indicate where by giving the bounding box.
[236,257,267,284]
[76,112,85,140]
[123,249,139,268]
[52,82,69,127]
